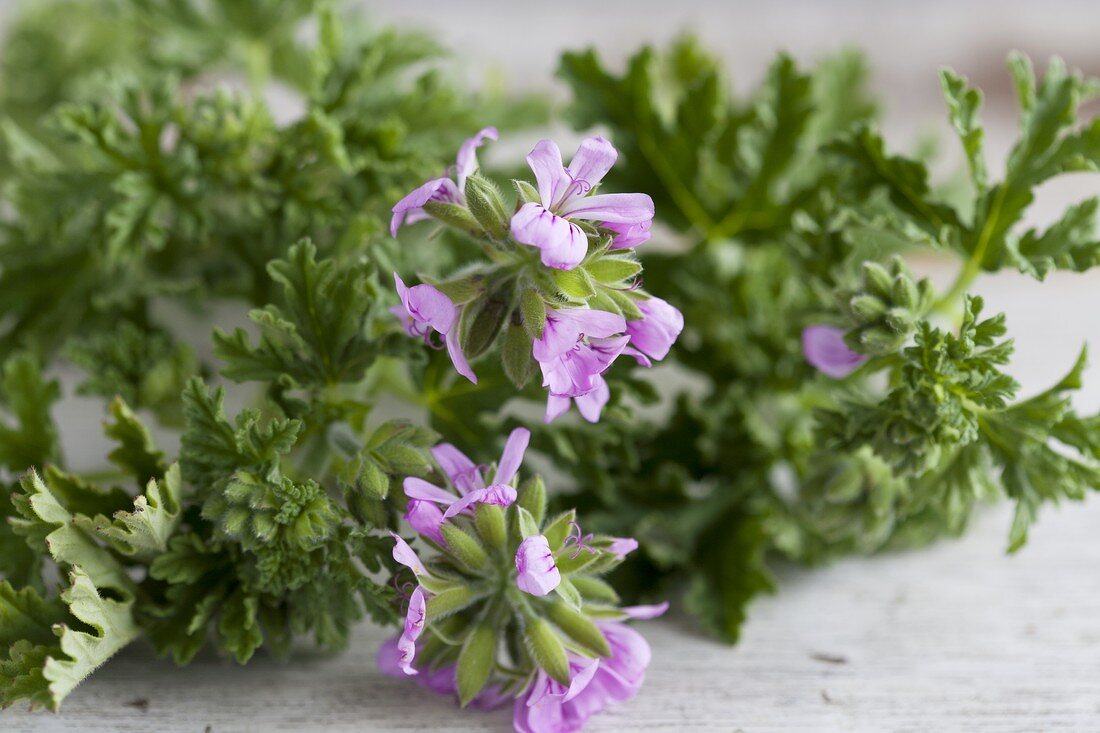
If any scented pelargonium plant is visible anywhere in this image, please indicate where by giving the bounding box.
[2,0,1100,730]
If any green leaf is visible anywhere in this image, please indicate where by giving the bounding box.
[80,464,182,561]
[940,68,987,192]
[684,511,774,644]
[103,397,167,485]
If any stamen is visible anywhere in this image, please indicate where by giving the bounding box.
[561,520,597,559]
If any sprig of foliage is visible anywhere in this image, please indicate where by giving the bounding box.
[554,39,1100,642]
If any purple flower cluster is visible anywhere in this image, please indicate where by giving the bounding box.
[379,428,665,733]
[388,128,684,423]
[534,302,682,423]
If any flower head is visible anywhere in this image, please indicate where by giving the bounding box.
[511,137,654,270]
[802,324,867,378]
[392,273,477,384]
[402,428,530,543]
[391,127,497,236]
[381,430,662,726]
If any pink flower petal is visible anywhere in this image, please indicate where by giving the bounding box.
[564,137,618,201]
[403,477,458,505]
[389,531,427,576]
[511,202,589,271]
[441,484,517,520]
[526,139,571,209]
[559,192,654,224]
[626,296,684,362]
[515,535,561,596]
[454,127,498,189]
[495,427,530,485]
[431,444,484,493]
[802,325,867,378]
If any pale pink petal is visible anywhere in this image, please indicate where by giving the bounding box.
[405,500,445,545]
[607,537,639,558]
[559,192,654,224]
[397,586,427,675]
[454,126,498,188]
[621,602,669,620]
[445,323,478,384]
[626,296,684,362]
[533,308,627,363]
[802,325,867,378]
[603,220,652,249]
[394,273,457,335]
[495,427,530,485]
[441,484,517,520]
[511,202,589,270]
[390,531,427,576]
[515,535,561,596]
[431,444,484,493]
[403,477,458,505]
[526,139,570,208]
[377,634,405,678]
[564,137,618,202]
[390,178,462,236]
[574,378,610,423]
[544,394,571,424]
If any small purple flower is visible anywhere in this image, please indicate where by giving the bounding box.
[392,273,477,385]
[403,428,530,542]
[515,535,561,596]
[603,219,652,249]
[540,336,629,400]
[802,325,867,378]
[511,137,654,270]
[626,296,684,362]
[513,603,667,733]
[533,308,626,363]
[390,127,498,236]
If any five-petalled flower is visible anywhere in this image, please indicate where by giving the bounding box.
[511,137,654,270]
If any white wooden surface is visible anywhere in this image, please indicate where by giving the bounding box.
[8,2,1100,731]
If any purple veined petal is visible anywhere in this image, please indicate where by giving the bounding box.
[544,394,572,424]
[431,443,484,493]
[802,325,867,378]
[441,484,518,520]
[607,537,639,559]
[540,340,622,400]
[390,531,427,576]
[594,622,651,700]
[533,308,627,363]
[454,126,498,189]
[444,321,478,384]
[558,192,654,224]
[511,202,589,271]
[526,658,601,709]
[495,427,531,485]
[620,602,670,620]
[563,137,618,206]
[390,178,462,237]
[403,477,458,505]
[603,220,652,249]
[626,296,684,362]
[393,273,457,335]
[620,345,653,368]
[405,500,445,545]
[515,534,561,596]
[574,377,610,423]
[525,139,571,208]
[397,586,428,675]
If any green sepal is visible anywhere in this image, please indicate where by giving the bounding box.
[456,622,497,706]
[440,524,489,572]
[524,617,571,686]
[546,600,610,657]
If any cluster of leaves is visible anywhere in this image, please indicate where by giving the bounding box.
[547,39,1100,642]
[0,0,548,706]
[0,0,542,419]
